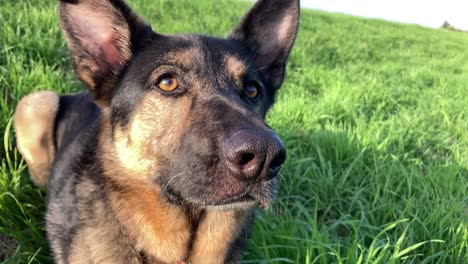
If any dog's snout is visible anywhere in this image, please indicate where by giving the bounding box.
[223,130,286,181]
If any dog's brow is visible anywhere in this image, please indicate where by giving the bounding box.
[150,63,191,75]
[224,56,247,78]
[168,47,203,66]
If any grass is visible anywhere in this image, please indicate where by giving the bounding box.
[1,0,467,263]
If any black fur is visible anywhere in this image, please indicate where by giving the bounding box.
[31,0,301,263]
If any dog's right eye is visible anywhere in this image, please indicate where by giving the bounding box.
[156,76,179,92]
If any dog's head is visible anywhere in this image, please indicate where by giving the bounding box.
[59,0,300,209]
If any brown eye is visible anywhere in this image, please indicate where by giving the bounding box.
[157,76,178,92]
[245,84,259,99]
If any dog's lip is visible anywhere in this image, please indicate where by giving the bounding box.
[162,186,257,207]
[217,189,273,209]
[161,182,275,209]
[214,192,255,206]
[162,185,185,204]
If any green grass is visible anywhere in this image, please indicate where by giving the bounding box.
[1,0,467,263]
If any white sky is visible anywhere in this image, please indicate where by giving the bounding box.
[301,0,468,30]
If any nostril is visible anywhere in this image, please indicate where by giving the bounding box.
[268,149,286,178]
[238,153,255,166]
[233,152,261,180]
[271,149,286,168]
[223,129,285,181]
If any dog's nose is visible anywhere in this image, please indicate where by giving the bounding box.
[223,130,286,181]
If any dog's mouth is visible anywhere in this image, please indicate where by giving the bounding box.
[162,177,278,209]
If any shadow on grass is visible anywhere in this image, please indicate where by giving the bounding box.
[245,125,467,263]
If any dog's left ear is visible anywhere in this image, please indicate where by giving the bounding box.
[229,0,300,91]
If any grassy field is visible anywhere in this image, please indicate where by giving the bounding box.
[1,0,467,263]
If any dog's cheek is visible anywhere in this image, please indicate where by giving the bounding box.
[162,119,218,201]
[113,94,193,180]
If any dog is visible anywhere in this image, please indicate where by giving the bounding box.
[13,0,300,263]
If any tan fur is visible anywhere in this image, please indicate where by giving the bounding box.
[14,91,59,187]
[224,56,247,81]
[170,48,202,66]
[68,226,142,264]
[107,180,192,263]
[149,48,203,83]
[189,209,251,264]
[74,61,96,87]
[106,92,193,179]
[96,92,253,263]
[68,179,143,264]
[97,94,195,262]
[28,0,298,263]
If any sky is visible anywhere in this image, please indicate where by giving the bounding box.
[301,0,468,31]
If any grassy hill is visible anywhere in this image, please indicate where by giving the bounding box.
[1,0,467,263]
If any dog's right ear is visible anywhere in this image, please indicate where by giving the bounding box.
[59,0,152,107]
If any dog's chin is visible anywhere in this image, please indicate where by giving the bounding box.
[162,177,279,210]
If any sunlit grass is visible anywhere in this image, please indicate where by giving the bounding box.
[1,0,467,263]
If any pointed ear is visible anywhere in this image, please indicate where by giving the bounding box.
[59,0,152,106]
[229,0,300,91]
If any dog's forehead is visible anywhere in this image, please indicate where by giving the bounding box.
[144,34,251,78]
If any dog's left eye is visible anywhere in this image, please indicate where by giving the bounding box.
[244,83,259,101]
[156,76,179,92]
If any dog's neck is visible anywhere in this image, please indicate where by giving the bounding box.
[105,177,195,262]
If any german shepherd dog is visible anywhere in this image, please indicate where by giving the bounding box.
[14,0,300,263]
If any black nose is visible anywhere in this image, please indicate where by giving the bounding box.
[222,129,286,181]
